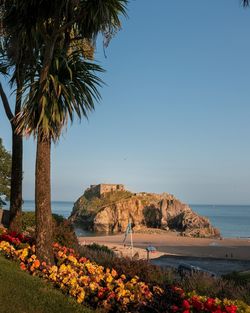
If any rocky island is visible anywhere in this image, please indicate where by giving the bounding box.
[69,184,220,238]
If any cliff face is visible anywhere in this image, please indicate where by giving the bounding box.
[70,190,220,238]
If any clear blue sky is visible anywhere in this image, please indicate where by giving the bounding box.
[1,0,250,204]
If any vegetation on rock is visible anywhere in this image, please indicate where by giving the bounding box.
[72,190,133,215]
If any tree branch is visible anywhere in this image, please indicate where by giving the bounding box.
[0,82,14,122]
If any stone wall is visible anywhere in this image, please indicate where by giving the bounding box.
[88,184,125,197]
[99,184,124,195]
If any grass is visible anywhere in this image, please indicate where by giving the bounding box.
[75,190,133,214]
[0,256,96,313]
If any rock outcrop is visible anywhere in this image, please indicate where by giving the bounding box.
[70,187,220,238]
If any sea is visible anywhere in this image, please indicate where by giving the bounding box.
[2,201,250,239]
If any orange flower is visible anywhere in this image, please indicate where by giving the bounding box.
[33,259,40,268]
[20,262,26,271]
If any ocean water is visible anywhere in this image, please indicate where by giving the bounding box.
[2,200,74,219]
[190,204,250,239]
[2,201,250,238]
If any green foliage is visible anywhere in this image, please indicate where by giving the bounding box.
[21,211,35,231]
[223,271,250,285]
[77,190,133,214]
[180,272,250,304]
[22,212,64,231]
[0,0,128,140]
[53,220,79,252]
[18,53,104,140]
[0,138,11,207]
[0,256,95,313]
[85,243,115,256]
[21,212,79,250]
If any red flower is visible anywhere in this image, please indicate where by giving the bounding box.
[205,298,216,311]
[98,291,104,299]
[182,300,190,310]
[171,305,179,312]
[17,233,24,241]
[191,297,203,311]
[211,309,222,313]
[225,305,238,313]
[8,231,17,237]
[107,291,116,300]
[79,257,87,263]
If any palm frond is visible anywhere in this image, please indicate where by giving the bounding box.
[242,0,250,7]
[16,51,104,141]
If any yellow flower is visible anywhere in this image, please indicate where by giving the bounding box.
[69,277,77,286]
[68,255,77,265]
[49,265,58,273]
[59,264,67,273]
[130,294,135,301]
[89,282,98,291]
[19,248,29,261]
[77,289,85,303]
[106,274,113,283]
[121,274,126,280]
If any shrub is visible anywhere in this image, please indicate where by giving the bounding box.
[179,272,250,305]
[22,212,36,232]
[53,220,79,251]
[21,212,79,251]
[85,243,115,256]
[79,245,175,286]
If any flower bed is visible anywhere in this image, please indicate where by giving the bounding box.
[0,230,249,313]
[0,231,158,311]
[168,286,250,313]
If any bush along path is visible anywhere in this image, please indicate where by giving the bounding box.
[0,230,249,313]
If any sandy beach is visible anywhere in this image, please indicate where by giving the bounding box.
[78,232,250,275]
[78,232,250,261]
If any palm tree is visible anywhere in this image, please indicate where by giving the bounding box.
[0,18,36,232]
[19,51,104,262]
[2,0,127,263]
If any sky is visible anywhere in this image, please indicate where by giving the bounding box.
[0,0,250,204]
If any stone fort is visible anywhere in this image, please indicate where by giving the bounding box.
[88,184,125,197]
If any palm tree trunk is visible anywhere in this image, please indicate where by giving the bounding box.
[9,76,23,232]
[0,82,23,232]
[9,128,23,232]
[34,42,57,264]
[35,132,54,264]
